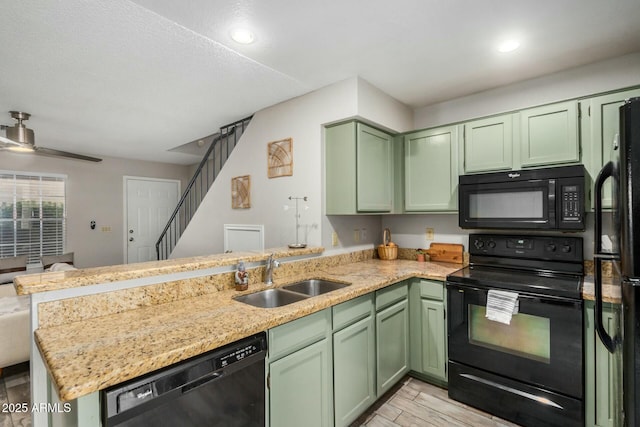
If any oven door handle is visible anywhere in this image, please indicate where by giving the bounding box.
[594,160,619,354]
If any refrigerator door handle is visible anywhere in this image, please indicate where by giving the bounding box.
[594,160,619,353]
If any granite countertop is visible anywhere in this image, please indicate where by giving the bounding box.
[34,258,460,402]
[15,246,323,295]
[582,276,621,303]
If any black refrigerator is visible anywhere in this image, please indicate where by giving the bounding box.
[594,96,640,427]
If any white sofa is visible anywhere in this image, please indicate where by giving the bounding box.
[0,253,75,373]
[0,283,29,372]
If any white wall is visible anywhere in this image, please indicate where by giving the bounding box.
[415,52,640,128]
[0,152,190,267]
[172,77,413,257]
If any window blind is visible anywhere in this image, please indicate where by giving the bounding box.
[0,172,66,264]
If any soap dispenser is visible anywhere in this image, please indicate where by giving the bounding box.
[235,261,249,291]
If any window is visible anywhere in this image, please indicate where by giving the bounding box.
[0,172,66,264]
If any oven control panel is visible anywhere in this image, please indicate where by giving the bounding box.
[469,234,583,262]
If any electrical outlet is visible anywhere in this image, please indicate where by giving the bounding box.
[361,228,367,240]
[332,232,338,246]
[353,229,360,243]
[426,227,434,240]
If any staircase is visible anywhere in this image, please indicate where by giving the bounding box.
[155,116,253,260]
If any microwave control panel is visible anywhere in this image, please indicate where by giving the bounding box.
[561,184,582,222]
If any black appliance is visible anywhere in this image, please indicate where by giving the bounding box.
[102,332,267,427]
[594,96,640,426]
[458,164,587,230]
[447,233,584,427]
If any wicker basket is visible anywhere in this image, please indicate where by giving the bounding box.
[377,228,398,260]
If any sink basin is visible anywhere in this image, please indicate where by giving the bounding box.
[283,279,350,296]
[234,288,309,308]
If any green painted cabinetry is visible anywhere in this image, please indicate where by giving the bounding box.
[325,121,394,214]
[375,281,410,395]
[462,114,515,173]
[584,300,622,427]
[332,294,376,427]
[582,88,640,209]
[409,279,447,386]
[268,310,333,427]
[519,100,580,167]
[404,126,459,212]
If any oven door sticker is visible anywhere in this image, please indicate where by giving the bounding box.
[469,304,551,364]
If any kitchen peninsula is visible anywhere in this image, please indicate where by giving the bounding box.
[17,247,460,426]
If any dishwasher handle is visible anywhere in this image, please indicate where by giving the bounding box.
[181,371,223,394]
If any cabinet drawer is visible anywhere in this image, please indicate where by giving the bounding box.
[269,309,331,361]
[333,294,374,331]
[376,281,408,311]
[418,280,443,301]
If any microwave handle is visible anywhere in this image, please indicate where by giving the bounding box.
[593,160,618,354]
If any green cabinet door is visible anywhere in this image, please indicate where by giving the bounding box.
[583,88,640,209]
[357,123,393,212]
[519,101,580,167]
[376,298,409,395]
[419,299,446,382]
[584,301,622,427]
[325,121,393,214]
[463,114,514,173]
[409,279,447,385]
[269,338,333,427]
[333,314,376,427]
[404,126,459,212]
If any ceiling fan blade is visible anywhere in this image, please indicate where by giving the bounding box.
[34,146,103,162]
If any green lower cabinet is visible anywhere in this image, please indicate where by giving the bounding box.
[419,299,446,380]
[584,300,622,427]
[333,314,376,427]
[268,310,333,427]
[269,337,333,427]
[409,279,447,385]
[376,296,410,395]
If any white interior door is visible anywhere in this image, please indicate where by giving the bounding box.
[125,177,180,263]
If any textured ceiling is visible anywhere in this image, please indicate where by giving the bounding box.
[0,0,639,165]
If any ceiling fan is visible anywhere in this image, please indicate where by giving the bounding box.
[0,111,102,162]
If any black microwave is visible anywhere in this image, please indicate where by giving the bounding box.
[458,165,587,231]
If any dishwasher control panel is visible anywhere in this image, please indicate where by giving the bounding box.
[218,341,264,368]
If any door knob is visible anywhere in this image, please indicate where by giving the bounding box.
[129,237,134,242]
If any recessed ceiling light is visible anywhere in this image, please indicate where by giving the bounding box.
[497,39,520,53]
[231,28,255,44]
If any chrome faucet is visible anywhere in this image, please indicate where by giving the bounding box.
[264,254,280,285]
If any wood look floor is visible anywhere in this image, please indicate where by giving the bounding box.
[0,363,30,427]
[352,376,521,427]
[0,364,519,427]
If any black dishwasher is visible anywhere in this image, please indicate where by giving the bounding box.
[102,332,267,427]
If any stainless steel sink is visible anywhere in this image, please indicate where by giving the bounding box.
[234,288,309,308]
[283,279,350,296]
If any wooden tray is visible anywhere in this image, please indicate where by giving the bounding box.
[423,243,464,264]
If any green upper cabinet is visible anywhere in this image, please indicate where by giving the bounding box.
[462,114,514,173]
[404,125,459,212]
[582,88,640,209]
[325,121,394,214]
[519,100,580,168]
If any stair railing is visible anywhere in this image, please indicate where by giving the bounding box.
[155,116,252,260]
